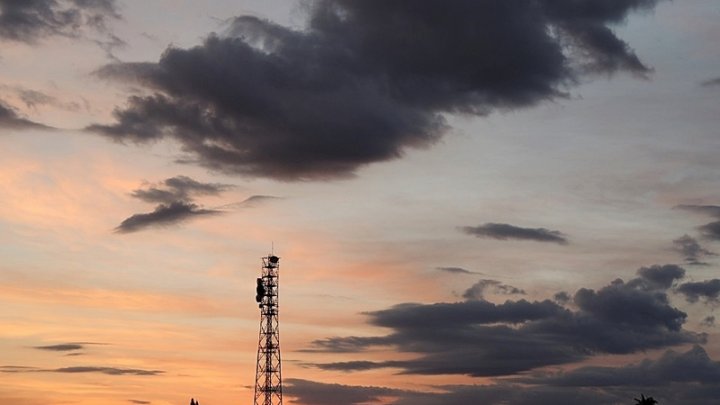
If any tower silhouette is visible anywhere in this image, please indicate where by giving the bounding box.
[254,254,283,405]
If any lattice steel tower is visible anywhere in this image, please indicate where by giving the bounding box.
[254,254,283,405]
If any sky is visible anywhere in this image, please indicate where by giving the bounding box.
[1,0,720,404]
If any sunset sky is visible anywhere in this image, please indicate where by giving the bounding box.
[2,1,720,404]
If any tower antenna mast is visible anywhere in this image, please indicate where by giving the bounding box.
[254,254,283,405]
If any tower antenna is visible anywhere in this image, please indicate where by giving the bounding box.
[254,254,283,405]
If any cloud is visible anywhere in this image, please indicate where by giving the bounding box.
[436,267,480,275]
[674,204,720,240]
[32,341,105,353]
[0,366,36,373]
[89,0,659,180]
[290,345,720,405]
[310,265,703,377]
[676,279,720,304]
[217,195,282,209]
[701,77,720,87]
[33,343,83,351]
[699,221,720,241]
[553,291,571,305]
[629,264,686,290]
[0,84,83,112]
[673,234,716,265]
[285,378,404,405]
[0,365,163,376]
[701,316,716,327]
[53,366,162,376]
[0,101,49,130]
[115,201,220,233]
[128,401,150,405]
[0,0,120,43]
[462,279,525,300]
[461,223,568,244]
[130,175,234,204]
[675,204,720,218]
[116,175,240,233]
[524,345,720,387]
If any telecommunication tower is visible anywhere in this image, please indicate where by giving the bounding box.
[254,254,283,405]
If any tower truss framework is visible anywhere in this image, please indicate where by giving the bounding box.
[254,255,282,405]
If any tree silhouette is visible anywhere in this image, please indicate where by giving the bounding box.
[634,394,658,404]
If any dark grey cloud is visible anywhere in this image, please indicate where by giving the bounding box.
[33,343,83,351]
[393,383,620,405]
[701,77,720,87]
[130,175,233,205]
[128,401,150,405]
[673,234,716,265]
[461,223,568,244]
[310,266,702,377]
[701,316,715,327]
[525,345,720,387]
[116,176,237,233]
[628,264,686,291]
[676,279,720,304]
[0,0,119,43]
[0,101,49,130]
[115,201,220,234]
[675,204,720,218]
[553,291,571,305]
[290,345,720,405]
[462,279,525,300]
[285,378,404,405]
[436,267,480,275]
[699,221,720,241]
[89,0,659,180]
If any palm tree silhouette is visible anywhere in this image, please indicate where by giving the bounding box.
[634,394,658,404]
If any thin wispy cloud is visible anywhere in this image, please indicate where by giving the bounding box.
[217,195,283,210]
[130,175,234,205]
[461,223,569,244]
[0,365,163,376]
[674,204,720,240]
[701,316,716,328]
[116,176,235,233]
[0,101,51,131]
[0,0,120,43]
[701,77,720,87]
[33,343,83,352]
[31,341,106,352]
[115,201,220,234]
[675,204,720,217]
[0,85,82,112]
[462,279,525,300]
[436,267,480,275]
[673,234,716,265]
